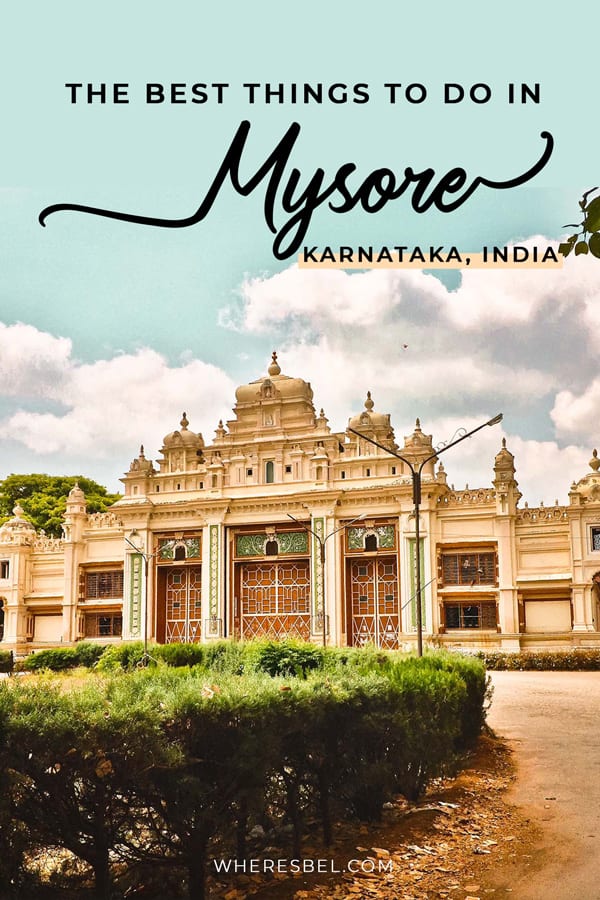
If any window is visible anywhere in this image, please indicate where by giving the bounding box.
[365,534,378,552]
[366,468,371,477]
[265,539,279,556]
[246,468,253,477]
[0,561,8,580]
[444,602,496,630]
[440,550,496,586]
[341,471,346,479]
[265,461,275,483]
[391,466,396,475]
[85,614,123,638]
[85,571,124,600]
[591,526,600,551]
[285,465,292,474]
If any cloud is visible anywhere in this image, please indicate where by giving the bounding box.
[0,322,72,397]
[0,335,236,460]
[224,241,600,502]
[551,379,600,444]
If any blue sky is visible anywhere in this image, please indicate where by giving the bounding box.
[1,1,599,503]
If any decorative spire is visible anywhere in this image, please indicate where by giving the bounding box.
[590,449,600,472]
[364,391,374,411]
[139,445,145,458]
[180,412,189,430]
[415,417,421,431]
[268,351,281,376]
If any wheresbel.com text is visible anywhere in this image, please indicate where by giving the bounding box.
[213,857,393,875]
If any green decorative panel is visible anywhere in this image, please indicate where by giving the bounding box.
[347,525,395,551]
[129,553,143,637]
[311,517,325,625]
[235,531,308,557]
[209,525,219,619]
[236,534,268,557]
[408,538,426,630]
[159,537,200,560]
[278,531,309,554]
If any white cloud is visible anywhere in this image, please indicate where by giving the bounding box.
[0,337,235,461]
[551,379,600,443]
[225,242,600,503]
[0,322,71,397]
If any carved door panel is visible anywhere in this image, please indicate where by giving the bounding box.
[349,557,399,649]
[239,560,310,639]
[165,566,202,644]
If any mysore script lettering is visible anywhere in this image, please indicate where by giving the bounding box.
[39,120,554,261]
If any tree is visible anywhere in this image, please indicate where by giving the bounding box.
[0,474,121,537]
[559,187,600,259]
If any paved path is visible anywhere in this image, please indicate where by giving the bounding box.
[486,671,600,899]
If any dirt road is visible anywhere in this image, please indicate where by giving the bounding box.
[486,670,600,899]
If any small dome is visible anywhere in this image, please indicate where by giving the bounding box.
[68,482,86,502]
[0,503,36,535]
[234,353,314,405]
[494,437,514,469]
[162,412,204,450]
[348,392,394,434]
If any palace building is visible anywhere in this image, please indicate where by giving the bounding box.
[2,352,600,655]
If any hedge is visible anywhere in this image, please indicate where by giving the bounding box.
[0,651,487,900]
[480,649,600,670]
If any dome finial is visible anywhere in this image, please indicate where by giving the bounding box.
[590,449,600,472]
[364,391,374,411]
[268,351,281,376]
[180,412,189,430]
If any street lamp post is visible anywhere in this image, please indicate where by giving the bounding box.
[286,512,366,647]
[349,413,503,656]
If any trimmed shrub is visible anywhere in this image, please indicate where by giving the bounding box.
[73,641,109,668]
[0,648,489,899]
[253,638,324,677]
[153,642,205,667]
[0,649,13,674]
[480,649,600,671]
[95,641,146,671]
[21,646,80,672]
[202,639,247,674]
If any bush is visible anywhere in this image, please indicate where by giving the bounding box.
[73,641,110,668]
[0,648,488,899]
[22,647,80,672]
[95,641,146,671]
[0,650,13,674]
[153,642,205,667]
[253,638,324,677]
[480,649,600,671]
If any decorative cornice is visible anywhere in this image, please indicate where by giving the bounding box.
[438,489,495,507]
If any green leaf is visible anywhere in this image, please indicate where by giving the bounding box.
[575,241,589,255]
[589,232,600,259]
[584,197,600,233]
[558,242,575,257]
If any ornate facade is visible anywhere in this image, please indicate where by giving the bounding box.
[2,353,600,655]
